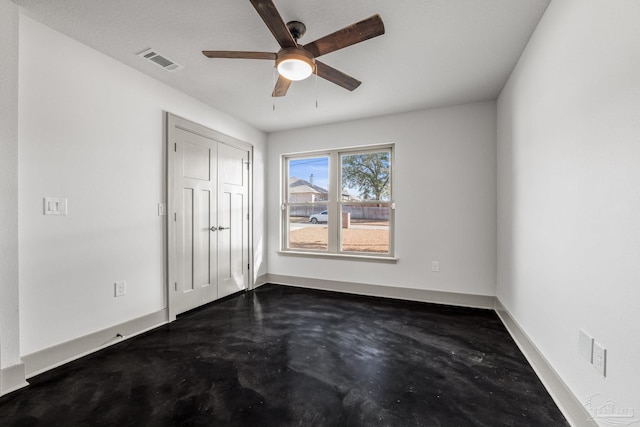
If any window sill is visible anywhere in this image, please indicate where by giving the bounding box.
[277,250,398,264]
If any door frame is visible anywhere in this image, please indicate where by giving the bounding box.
[166,113,254,322]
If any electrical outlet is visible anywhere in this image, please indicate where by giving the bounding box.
[431,261,440,272]
[593,341,606,377]
[114,281,126,297]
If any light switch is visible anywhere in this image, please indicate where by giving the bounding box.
[44,197,68,215]
[578,329,594,363]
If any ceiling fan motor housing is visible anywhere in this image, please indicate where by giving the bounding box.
[276,48,315,67]
[286,21,307,40]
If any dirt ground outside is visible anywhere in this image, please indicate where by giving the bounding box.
[290,217,389,227]
[289,225,389,253]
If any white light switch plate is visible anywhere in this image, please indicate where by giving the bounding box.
[578,329,594,363]
[44,197,68,215]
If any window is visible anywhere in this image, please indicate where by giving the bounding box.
[281,144,394,259]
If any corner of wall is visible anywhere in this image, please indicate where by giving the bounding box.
[0,0,22,372]
[0,362,28,397]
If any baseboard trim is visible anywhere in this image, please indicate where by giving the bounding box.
[254,273,270,288]
[0,362,28,396]
[264,274,496,309]
[22,309,169,379]
[494,299,595,427]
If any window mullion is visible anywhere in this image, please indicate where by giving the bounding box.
[281,158,289,251]
[327,151,339,252]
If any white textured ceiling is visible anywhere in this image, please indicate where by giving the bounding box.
[13,0,550,132]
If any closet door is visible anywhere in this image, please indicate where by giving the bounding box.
[217,143,249,299]
[171,128,218,316]
[167,114,252,320]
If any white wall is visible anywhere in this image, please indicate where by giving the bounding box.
[0,0,20,371]
[267,102,496,296]
[497,0,640,421]
[18,16,267,356]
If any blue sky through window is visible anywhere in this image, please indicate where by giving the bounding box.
[289,157,329,190]
[288,156,365,198]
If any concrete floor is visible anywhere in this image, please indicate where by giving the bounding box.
[0,284,568,426]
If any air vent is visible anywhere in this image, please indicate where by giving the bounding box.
[137,48,183,72]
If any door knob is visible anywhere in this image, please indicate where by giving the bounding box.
[209,226,217,232]
[218,226,229,230]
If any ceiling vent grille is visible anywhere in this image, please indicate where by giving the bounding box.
[137,48,183,72]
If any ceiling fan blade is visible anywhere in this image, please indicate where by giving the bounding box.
[304,14,385,58]
[202,51,276,60]
[272,74,292,97]
[249,0,297,49]
[315,61,361,91]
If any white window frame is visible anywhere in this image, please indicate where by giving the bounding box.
[280,144,396,262]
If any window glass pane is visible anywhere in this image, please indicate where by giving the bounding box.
[288,205,328,251]
[288,156,329,203]
[340,204,390,254]
[341,151,390,201]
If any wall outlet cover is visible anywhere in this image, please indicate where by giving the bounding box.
[114,281,127,297]
[593,341,606,377]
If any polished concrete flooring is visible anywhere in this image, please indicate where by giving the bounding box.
[0,284,568,426]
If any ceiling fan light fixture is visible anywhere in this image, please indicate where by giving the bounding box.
[276,48,315,81]
[278,59,313,81]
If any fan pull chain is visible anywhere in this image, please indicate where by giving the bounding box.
[315,64,318,109]
[272,66,276,111]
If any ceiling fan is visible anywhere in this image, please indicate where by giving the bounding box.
[202,0,385,97]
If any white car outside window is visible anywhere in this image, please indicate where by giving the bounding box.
[309,211,328,224]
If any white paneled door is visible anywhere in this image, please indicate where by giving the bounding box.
[217,143,249,299]
[168,114,251,319]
